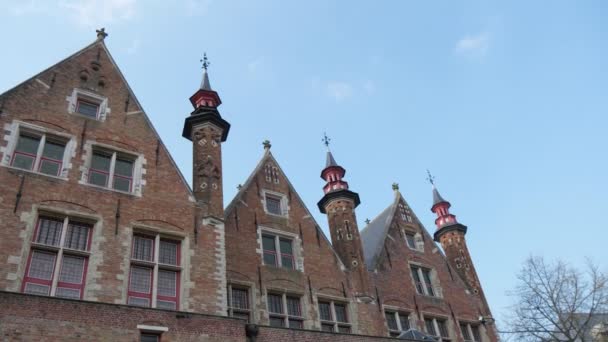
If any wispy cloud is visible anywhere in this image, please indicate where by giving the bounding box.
[326,81,354,102]
[185,0,212,16]
[8,0,47,16]
[455,31,491,59]
[59,0,137,27]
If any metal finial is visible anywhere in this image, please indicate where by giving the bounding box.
[96,28,108,40]
[392,183,399,191]
[322,132,331,149]
[237,184,243,190]
[426,169,435,186]
[262,140,271,150]
[365,218,370,225]
[200,53,210,70]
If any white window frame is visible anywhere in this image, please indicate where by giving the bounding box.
[66,88,110,121]
[1,120,76,179]
[317,298,351,333]
[80,141,146,196]
[261,189,289,217]
[410,263,443,298]
[424,316,452,342]
[257,226,304,272]
[127,231,183,310]
[384,308,412,336]
[266,291,304,329]
[459,321,482,342]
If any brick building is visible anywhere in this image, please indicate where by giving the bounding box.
[0,31,497,342]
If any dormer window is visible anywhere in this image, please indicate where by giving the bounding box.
[75,98,100,118]
[262,190,288,217]
[66,89,110,121]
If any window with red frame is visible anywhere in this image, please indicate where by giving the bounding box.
[267,293,303,328]
[318,299,350,333]
[22,216,92,299]
[261,233,294,270]
[128,234,181,310]
[11,132,67,177]
[88,148,135,193]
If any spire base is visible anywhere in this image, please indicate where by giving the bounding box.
[182,107,230,141]
[317,189,360,214]
[433,223,467,242]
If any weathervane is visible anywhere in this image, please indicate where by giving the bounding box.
[200,53,210,70]
[426,169,435,186]
[322,132,331,150]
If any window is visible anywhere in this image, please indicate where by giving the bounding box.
[262,233,294,270]
[385,311,411,337]
[76,98,100,118]
[128,234,181,310]
[410,265,436,297]
[22,216,92,299]
[267,293,303,329]
[265,194,282,216]
[228,285,251,321]
[67,89,109,121]
[140,333,160,342]
[10,131,67,177]
[460,322,482,342]
[318,300,350,333]
[88,148,135,193]
[405,232,416,249]
[425,317,451,341]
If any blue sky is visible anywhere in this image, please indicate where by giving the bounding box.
[2,0,607,327]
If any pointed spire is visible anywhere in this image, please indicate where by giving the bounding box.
[200,53,212,90]
[326,151,338,168]
[432,185,447,206]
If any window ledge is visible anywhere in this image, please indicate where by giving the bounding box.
[68,112,102,121]
[3,165,68,181]
[79,181,139,197]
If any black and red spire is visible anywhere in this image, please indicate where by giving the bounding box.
[189,53,222,109]
[317,134,360,213]
[426,170,467,240]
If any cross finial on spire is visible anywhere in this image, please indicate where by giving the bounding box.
[426,169,435,186]
[96,28,108,40]
[392,182,399,191]
[201,53,210,70]
[262,140,271,150]
[365,218,370,225]
[322,132,331,150]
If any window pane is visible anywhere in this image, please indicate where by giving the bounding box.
[76,100,99,117]
[28,250,56,280]
[263,252,277,266]
[406,233,416,249]
[266,196,282,215]
[267,294,283,314]
[386,312,398,330]
[288,319,303,329]
[286,296,301,317]
[159,240,178,265]
[39,159,61,176]
[318,301,331,321]
[157,300,177,310]
[269,317,284,327]
[42,141,65,160]
[422,269,435,296]
[437,319,449,338]
[399,314,410,330]
[281,255,294,269]
[337,325,351,333]
[35,217,63,246]
[12,153,35,170]
[425,319,437,336]
[113,176,131,192]
[89,170,108,187]
[157,270,177,297]
[471,325,481,341]
[59,255,85,284]
[410,266,424,295]
[334,304,348,323]
[91,152,111,171]
[64,222,90,251]
[16,134,40,154]
[279,238,292,254]
[128,296,150,307]
[114,158,133,177]
[321,323,334,332]
[132,236,154,261]
[55,287,80,299]
[129,267,152,293]
[24,283,50,296]
[140,333,159,342]
[262,235,276,251]
[231,288,249,310]
[461,324,471,340]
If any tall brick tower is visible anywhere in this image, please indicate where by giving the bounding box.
[183,54,230,220]
[317,138,370,298]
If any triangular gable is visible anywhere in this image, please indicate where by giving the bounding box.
[360,191,445,271]
[0,38,193,197]
[225,149,346,268]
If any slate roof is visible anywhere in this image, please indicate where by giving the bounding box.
[432,185,447,206]
[360,194,399,270]
[325,151,338,168]
[200,69,212,90]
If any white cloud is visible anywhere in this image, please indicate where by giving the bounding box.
[59,0,137,27]
[455,31,491,58]
[8,0,46,16]
[326,81,354,102]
